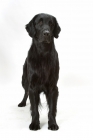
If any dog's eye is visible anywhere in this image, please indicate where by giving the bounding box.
[49,21,53,27]
[38,19,43,26]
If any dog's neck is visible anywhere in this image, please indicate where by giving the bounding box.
[32,38,55,54]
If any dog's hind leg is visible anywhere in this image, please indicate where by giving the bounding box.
[18,91,28,107]
[18,77,29,107]
[18,58,29,107]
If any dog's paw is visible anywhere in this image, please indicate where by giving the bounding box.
[48,124,59,130]
[18,101,26,107]
[29,123,40,131]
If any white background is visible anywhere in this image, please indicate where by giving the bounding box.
[0,0,93,139]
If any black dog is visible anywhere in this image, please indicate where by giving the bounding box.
[18,13,61,130]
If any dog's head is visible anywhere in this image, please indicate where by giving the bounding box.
[25,13,61,43]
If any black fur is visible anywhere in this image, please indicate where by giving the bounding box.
[18,13,61,131]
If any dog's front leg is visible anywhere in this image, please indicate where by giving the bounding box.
[29,86,40,130]
[47,86,59,130]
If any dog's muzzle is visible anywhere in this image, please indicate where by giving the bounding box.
[43,30,51,43]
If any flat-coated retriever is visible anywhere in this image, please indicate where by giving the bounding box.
[18,13,61,130]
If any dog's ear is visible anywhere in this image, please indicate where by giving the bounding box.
[25,15,37,38]
[53,18,61,38]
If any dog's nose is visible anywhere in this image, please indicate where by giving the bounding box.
[43,30,50,37]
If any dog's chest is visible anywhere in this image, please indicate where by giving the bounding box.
[38,57,51,75]
[34,55,53,83]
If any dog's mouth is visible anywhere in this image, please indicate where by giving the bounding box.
[43,40,50,44]
[38,38,51,44]
[39,36,51,44]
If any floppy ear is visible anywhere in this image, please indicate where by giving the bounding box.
[53,18,61,38]
[25,16,36,38]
